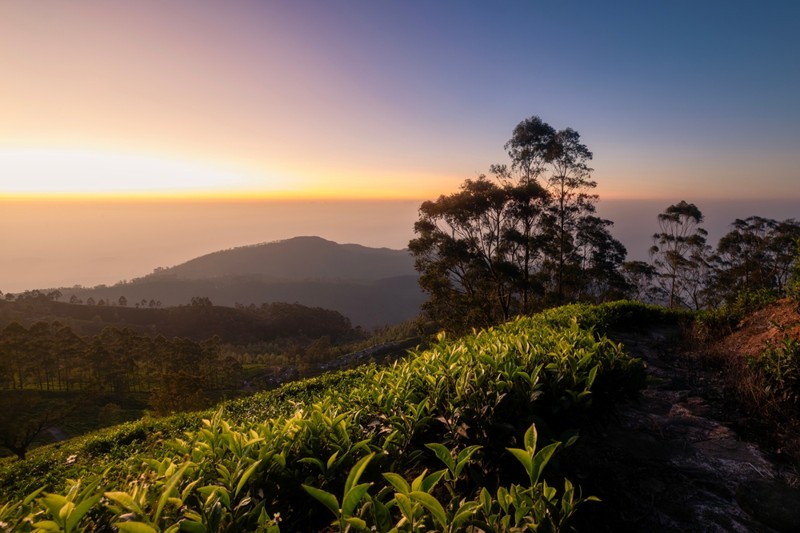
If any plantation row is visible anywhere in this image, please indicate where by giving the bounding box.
[0,302,669,532]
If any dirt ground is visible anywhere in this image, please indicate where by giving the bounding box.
[567,309,800,532]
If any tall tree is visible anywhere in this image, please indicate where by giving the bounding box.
[410,176,538,331]
[573,215,628,301]
[503,117,613,303]
[410,116,625,331]
[621,260,664,303]
[708,217,800,304]
[545,128,598,302]
[649,201,711,308]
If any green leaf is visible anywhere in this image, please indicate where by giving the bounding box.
[345,516,368,530]
[344,453,374,495]
[181,479,201,502]
[454,445,482,478]
[342,483,371,518]
[39,493,68,523]
[179,520,207,533]
[420,469,446,494]
[298,457,325,472]
[235,459,262,498]
[496,487,510,513]
[326,451,340,470]
[105,491,145,516]
[371,498,393,532]
[116,522,159,533]
[410,469,428,492]
[479,487,493,515]
[394,493,414,522]
[31,520,61,532]
[586,365,598,388]
[451,501,481,529]
[155,463,190,524]
[382,473,410,495]
[531,442,560,485]
[301,484,340,518]
[23,486,46,506]
[506,448,533,481]
[409,491,448,528]
[66,494,101,532]
[425,442,455,472]
[523,423,538,453]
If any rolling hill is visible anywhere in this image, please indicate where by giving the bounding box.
[55,237,424,329]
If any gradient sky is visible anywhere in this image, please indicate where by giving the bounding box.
[2,2,800,293]
[2,0,798,200]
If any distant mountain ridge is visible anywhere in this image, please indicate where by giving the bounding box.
[58,236,424,329]
[146,236,416,282]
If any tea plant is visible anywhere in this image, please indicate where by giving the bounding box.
[0,302,654,531]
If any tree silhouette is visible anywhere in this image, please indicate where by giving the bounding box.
[0,391,69,460]
[411,115,625,331]
[649,201,710,308]
[708,217,800,304]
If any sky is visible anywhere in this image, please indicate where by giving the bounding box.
[1,1,799,291]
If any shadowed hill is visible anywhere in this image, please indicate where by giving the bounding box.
[146,236,416,281]
[48,237,424,329]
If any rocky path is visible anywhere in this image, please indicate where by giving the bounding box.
[570,326,800,532]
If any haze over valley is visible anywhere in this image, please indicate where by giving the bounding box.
[3,197,798,298]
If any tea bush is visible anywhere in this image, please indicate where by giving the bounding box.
[0,302,654,531]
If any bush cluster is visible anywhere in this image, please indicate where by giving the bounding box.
[0,302,653,532]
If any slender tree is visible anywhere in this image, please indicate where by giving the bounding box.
[649,201,710,308]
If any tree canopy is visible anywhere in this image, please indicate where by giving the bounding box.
[410,115,626,332]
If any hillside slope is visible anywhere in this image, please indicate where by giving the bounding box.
[52,237,424,328]
[146,236,416,281]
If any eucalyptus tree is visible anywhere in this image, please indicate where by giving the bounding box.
[708,217,800,303]
[621,260,664,303]
[649,201,711,309]
[410,116,625,332]
[573,215,628,300]
[410,176,546,331]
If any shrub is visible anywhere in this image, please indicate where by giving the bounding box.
[748,334,800,411]
[788,238,800,308]
[0,302,652,531]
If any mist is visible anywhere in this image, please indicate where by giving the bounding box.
[2,198,798,294]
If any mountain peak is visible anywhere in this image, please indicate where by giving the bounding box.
[147,236,414,282]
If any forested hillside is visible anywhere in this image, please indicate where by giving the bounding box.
[0,297,358,343]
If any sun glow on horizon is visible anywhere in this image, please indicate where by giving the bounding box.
[0,148,295,198]
[0,148,455,201]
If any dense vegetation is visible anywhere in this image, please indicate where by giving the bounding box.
[0,299,378,460]
[410,117,627,333]
[0,302,662,532]
[0,296,360,343]
[409,115,800,335]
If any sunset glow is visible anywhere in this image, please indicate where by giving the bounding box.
[1,2,793,202]
[0,149,272,197]
[1,1,798,292]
